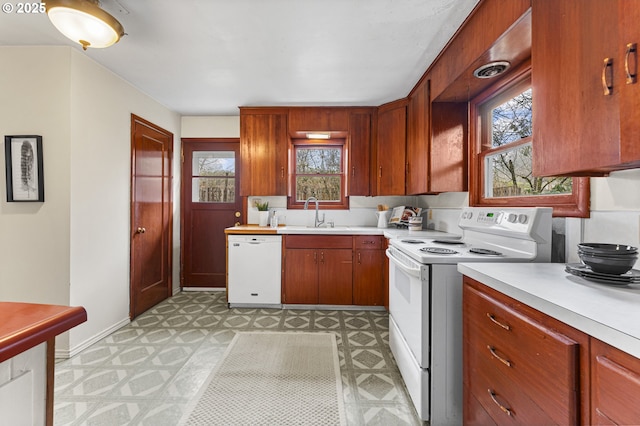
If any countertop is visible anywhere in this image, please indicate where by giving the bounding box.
[458,262,640,358]
[225,225,459,239]
[0,302,87,362]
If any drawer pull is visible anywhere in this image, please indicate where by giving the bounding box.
[486,313,511,331]
[488,389,513,417]
[602,57,614,95]
[625,43,637,84]
[487,345,512,367]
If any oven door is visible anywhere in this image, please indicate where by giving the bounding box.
[386,246,430,367]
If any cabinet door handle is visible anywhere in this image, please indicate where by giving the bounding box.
[281,167,285,178]
[320,251,324,264]
[378,166,382,178]
[487,345,512,367]
[352,166,355,177]
[488,389,513,417]
[486,313,511,331]
[625,43,637,84]
[602,57,614,95]
[357,252,361,264]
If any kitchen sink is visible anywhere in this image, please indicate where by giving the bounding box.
[278,226,381,235]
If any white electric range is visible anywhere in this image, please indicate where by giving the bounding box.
[385,207,553,424]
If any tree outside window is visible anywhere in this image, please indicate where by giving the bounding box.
[469,67,589,217]
[289,139,348,209]
[485,88,572,198]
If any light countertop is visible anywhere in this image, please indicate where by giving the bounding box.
[225,225,459,239]
[458,262,640,358]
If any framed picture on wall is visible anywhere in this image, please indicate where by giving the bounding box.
[4,135,44,202]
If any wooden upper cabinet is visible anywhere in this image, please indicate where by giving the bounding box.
[619,0,640,165]
[532,0,640,176]
[288,107,349,134]
[348,110,373,196]
[239,108,289,196]
[430,102,468,193]
[406,79,430,195]
[376,99,407,195]
[406,79,467,195]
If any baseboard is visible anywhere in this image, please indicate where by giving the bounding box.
[56,317,131,359]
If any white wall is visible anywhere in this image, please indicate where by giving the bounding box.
[68,50,181,355]
[181,116,240,138]
[0,46,181,356]
[0,47,72,308]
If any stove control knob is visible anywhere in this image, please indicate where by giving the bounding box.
[507,213,517,223]
[518,214,528,224]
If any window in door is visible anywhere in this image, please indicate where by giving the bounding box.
[288,138,348,209]
[469,68,589,217]
[191,151,235,203]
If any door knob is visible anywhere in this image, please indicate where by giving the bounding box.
[235,211,241,218]
[136,227,146,234]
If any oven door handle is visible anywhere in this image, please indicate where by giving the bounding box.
[386,248,422,278]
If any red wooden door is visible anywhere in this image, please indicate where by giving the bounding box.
[130,115,173,318]
[181,139,242,288]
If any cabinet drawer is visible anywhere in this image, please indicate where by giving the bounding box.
[285,235,352,249]
[464,280,581,425]
[353,235,383,250]
[466,319,579,425]
[467,348,557,425]
[591,338,640,425]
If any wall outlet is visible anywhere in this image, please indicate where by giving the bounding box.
[428,209,433,220]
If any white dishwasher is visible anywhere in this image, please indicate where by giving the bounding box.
[227,235,282,307]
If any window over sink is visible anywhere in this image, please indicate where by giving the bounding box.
[288,138,348,209]
[469,65,589,217]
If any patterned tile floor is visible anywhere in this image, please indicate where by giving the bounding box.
[54,291,422,425]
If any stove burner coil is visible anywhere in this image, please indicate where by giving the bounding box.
[433,239,465,245]
[420,247,458,255]
[469,248,503,256]
[401,239,425,244]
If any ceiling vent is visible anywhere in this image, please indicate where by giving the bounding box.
[473,61,511,79]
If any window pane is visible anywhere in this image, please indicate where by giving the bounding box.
[296,148,341,173]
[491,88,532,147]
[192,151,235,177]
[295,176,341,202]
[192,177,235,203]
[191,151,235,203]
[485,143,572,197]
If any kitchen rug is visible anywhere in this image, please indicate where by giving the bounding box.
[179,331,346,426]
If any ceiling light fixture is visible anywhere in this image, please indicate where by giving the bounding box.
[45,0,125,50]
[473,61,510,79]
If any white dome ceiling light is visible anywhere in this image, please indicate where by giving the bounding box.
[45,0,125,50]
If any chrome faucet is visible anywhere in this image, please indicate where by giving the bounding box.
[304,196,325,227]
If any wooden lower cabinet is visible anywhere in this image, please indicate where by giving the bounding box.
[353,236,384,306]
[463,277,589,425]
[591,337,640,425]
[283,235,385,306]
[283,249,319,304]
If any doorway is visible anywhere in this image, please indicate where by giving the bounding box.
[181,138,242,288]
[130,115,173,318]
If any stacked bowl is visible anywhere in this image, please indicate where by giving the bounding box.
[578,243,638,275]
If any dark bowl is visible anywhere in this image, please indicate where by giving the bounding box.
[579,251,638,275]
[577,243,638,255]
[577,249,638,258]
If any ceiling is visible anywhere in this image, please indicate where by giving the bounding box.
[0,0,480,116]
